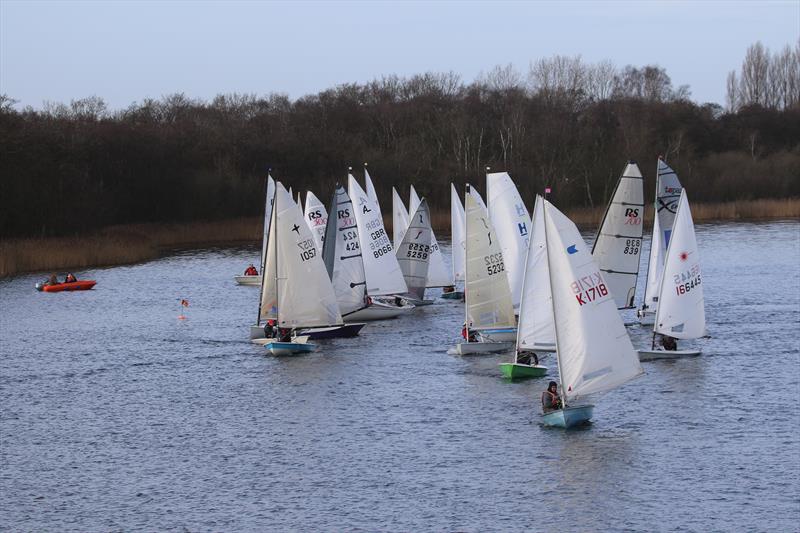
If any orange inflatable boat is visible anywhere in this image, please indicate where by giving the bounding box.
[40,280,97,292]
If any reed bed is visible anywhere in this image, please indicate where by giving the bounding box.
[2,199,797,278]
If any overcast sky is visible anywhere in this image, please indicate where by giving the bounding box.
[1,0,798,109]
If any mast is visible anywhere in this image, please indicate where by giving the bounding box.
[652,188,682,348]
[542,200,567,408]
[274,183,281,330]
[513,195,536,364]
[256,173,274,326]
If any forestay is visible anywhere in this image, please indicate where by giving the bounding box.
[654,190,706,339]
[260,183,342,328]
[396,199,433,300]
[348,174,407,296]
[304,190,328,254]
[516,195,556,352]
[322,185,368,316]
[465,187,515,330]
[543,199,643,402]
[392,187,410,248]
[591,162,645,309]
[409,185,452,287]
[487,172,531,312]
[450,183,466,282]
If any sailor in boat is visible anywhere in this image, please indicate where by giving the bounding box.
[442,285,455,294]
[244,263,258,276]
[541,381,563,413]
[46,273,59,286]
[661,335,678,351]
[518,351,539,366]
[278,327,293,343]
[65,273,77,283]
[461,322,477,342]
[263,319,276,339]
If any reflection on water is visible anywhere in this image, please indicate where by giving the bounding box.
[0,221,798,530]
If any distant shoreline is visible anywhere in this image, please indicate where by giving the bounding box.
[2,198,797,279]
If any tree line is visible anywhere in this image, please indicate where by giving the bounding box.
[1,41,798,239]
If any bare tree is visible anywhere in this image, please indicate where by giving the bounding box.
[739,41,770,106]
[726,70,739,112]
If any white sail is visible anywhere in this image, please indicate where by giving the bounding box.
[410,185,452,288]
[260,183,342,327]
[516,195,556,352]
[543,199,643,401]
[364,167,383,218]
[469,185,487,211]
[304,190,328,254]
[348,174,408,296]
[465,186,515,329]
[642,158,684,311]
[591,161,645,309]
[260,176,276,271]
[392,187,410,248]
[451,183,466,282]
[322,185,368,315]
[487,171,531,311]
[643,214,663,310]
[396,199,433,300]
[654,190,705,339]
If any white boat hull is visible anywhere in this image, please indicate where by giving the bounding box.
[235,275,262,286]
[344,302,414,321]
[452,341,514,355]
[251,335,310,346]
[638,348,702,361]
[476,327,517,343]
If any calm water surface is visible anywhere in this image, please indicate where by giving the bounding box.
[1,221,799,531]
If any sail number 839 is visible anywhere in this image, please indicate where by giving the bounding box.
[623,239,641,255]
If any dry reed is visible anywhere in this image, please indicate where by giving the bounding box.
[2,199,797,278]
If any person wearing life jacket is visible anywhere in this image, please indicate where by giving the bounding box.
[65,273,77,283]
[461,322,477,342]
[244,264,258,276]
[542,381,563,413]
[661,335,678,351]
[278,327,292,342]
[263,319,276,339]
[46,273,59,286]
[517,351,539,366]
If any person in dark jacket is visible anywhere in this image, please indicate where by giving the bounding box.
[542,381,562,413]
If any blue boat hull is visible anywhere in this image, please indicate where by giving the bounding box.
[542,405,594,428]
[265,342,316,356]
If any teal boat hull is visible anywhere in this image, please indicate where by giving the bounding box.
[542,405,594,428]
[499,363,548,379]
[265,342,316,356]
[441,291,464,300]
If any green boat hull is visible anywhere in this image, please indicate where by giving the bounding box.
[499,363,548,379]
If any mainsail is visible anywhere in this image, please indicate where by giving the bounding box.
[396,199,433,300]
[364,167,383,219]
[321,185,368,316]
[591,161,645,309]
[487,172,531,311]
[348,174,407,296]
[304,190,328,254]
[409,185,452,288]
[543,198,643,402]
[450,183,466,282]
[260,182,342,327]
[516,195,556,353]
[392,187,410,248]
[654,190,706,339]
[465,186,515,330]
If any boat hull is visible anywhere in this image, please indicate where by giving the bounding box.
[41,280,96,292]
[344,302,414,321]
[499,363,548,379]
[638,348,702,361]
[266,342,316,355]
[251,335,310,346]
[440,291,464,300]
[235,275,262,286]
[453,341,514,355]
[542,405,594,428]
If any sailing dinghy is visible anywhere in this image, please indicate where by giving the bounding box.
[591,161,645,309]
[638,190,705,361]
[540,198,644,427]
[452,185,516,355]
[236,175,275,286]
[637,157,683,325]
[409,185,453,291]
[499,195,553,379]
[259,182,344,355]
